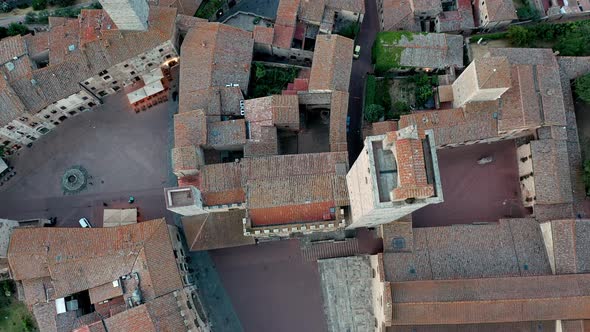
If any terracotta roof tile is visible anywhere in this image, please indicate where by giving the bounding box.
[482,0,517,22]
[386,131,434,201]
[392,33,464,69]
[383,219,551,282]
[48,17,81,65]
[206,119,246,148]
[253,26,274,44]
[182,210,255,251]
[24,32,50,57]
[8,220,182,302]
[199,162,244,205]
[380,0,420,31]
[299,0,325,23]
[180,23,253,97]
[309,34,353,92]
[390,274,590,325]
[0,76,27,127]
[88,281,123,304]
[530,139,572,205]
[0,35,27,64]
[330,91,348,152]
[174,110,207,148]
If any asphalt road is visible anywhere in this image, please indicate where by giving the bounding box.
[347,0,379,165]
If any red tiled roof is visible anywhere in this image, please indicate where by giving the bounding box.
[79,10,117,46]
[253,25,274,44]
[180,23,253,98]
[24,32,49,57]
[380,0,420,31]
[273,0,299,48]
[330,91,349,152]
[206,119,246,148]
[182,210,255,250]
[48,17,81,65]
[309,34,354,92]
[174,109,207,148]
[390,274,590,325]
[7,219,182,303]
[199,162,244,206]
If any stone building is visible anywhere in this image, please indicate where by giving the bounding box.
[0,6,178,155]
[346,126,443,228]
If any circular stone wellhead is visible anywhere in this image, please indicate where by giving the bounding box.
[61,166,89,195]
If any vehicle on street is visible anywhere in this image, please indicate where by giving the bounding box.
[79,218,92,228]
[353,45,361,59]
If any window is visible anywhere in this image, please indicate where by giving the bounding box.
[103,75,111,80]
[78,107,85,111]
[173,250,178,258]
[99,70,108,76]
[84,81,90,85]
[113,86,120,91]
[82,96,88,100]
[485,15,488,19]
[50,110,57,114]
[141,56,146,60]
[88,102,96,107]
[68,111,76,116]
[130,71,136,75]
[147,63,153,67]
[98,91,107,97]
[18,117,28,122]
[60,106,66,110]
[159,48,164,52]
[112,81,118,85]
[180,249,185,256]
[44,115,50,119]
[176,233,181,241]
[124,64,129,68]
[7,126,14,130]
[165,54,172,59]
[30,122,37,127]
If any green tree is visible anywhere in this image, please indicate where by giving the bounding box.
[7,23,29,37]
[338,22,360,39]
[507,25,536,47]
[32,0,47,10]
[575,73,590,103]
[516,6,540,20]
[0,146,5,158]
[583,159,590,196]
[255,63,266,80]
[554,26,590,56]
[0,2,13,13]
[364,104,385,123]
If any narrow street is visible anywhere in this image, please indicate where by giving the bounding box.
[347,0,379,165]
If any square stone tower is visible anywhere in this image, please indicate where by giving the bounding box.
[346,126,443,228]
[99,0,149,31]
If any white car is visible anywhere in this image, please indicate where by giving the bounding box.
[78,218,92,228]
[353,45,361,59]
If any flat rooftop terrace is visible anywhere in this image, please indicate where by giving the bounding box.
[412,140,528,227]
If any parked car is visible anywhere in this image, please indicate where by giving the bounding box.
[353,45,361,59]
[78,218,92,228]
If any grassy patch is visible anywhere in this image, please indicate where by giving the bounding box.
[372,31,415,74]
[470,31,509,43]
[249,63,299,98]
[195,0,223,19]
[0,281,37,332]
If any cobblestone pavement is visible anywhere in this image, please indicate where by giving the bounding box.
[209,239,329,332]
[0,92,176,226]
[413,140,528,227]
